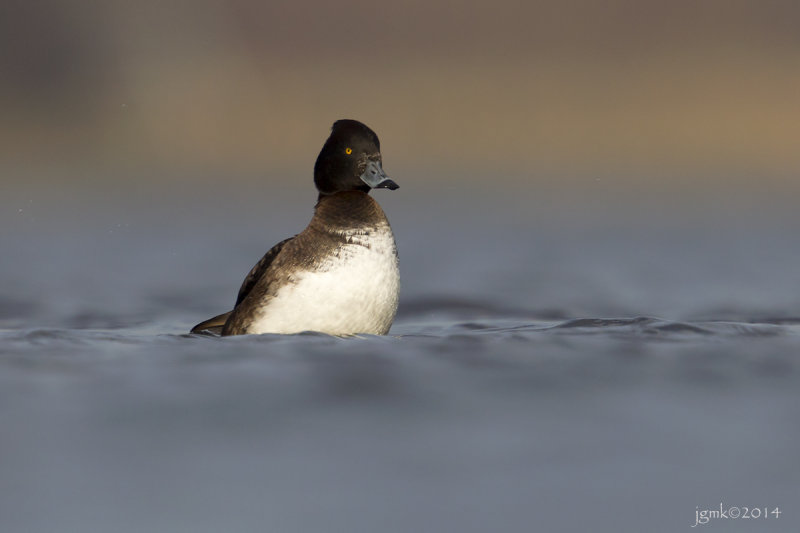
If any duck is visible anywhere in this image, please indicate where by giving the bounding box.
[191,119,400,336]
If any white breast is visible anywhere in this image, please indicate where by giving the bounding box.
[247,228,399,335]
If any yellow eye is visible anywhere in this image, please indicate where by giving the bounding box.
[345,147,352,155]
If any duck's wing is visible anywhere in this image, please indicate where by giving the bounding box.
[234,236,295,307]
[189,236,295,335]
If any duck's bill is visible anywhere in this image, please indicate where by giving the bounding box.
[360,160,399,190]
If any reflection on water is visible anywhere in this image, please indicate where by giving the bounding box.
[1,186,799,532]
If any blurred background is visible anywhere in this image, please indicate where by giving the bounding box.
[2,0,799,190]
[3,0,800,327]
[2,0,800,330]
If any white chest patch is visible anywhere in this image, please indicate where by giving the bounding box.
[247,228,399,335]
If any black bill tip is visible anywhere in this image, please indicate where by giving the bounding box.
[375,179,399,190]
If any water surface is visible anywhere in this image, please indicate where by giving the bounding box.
[2,184,798,532]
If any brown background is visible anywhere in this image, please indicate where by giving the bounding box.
[2,0,798,194]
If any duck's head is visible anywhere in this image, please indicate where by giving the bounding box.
[314,119,399,195]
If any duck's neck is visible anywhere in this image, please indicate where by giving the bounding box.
[312,191,387,231]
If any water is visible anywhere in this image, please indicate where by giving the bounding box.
[2,182,799,532]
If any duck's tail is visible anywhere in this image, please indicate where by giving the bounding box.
[190,311,232,335]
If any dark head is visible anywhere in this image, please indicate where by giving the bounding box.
[314,119,399,195]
